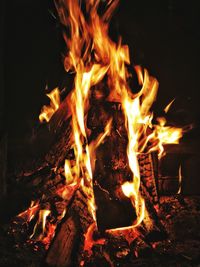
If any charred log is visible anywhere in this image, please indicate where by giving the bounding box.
[45,189,93,267]
[45,211,80,267]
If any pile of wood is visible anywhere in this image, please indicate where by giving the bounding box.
[3,100,170,267]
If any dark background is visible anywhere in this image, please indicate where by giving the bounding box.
[1,0,200,170]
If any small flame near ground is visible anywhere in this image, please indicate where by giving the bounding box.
[17,200,39,222]
[177,165,182,194]
[39,88,60,123]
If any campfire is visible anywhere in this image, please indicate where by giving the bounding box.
[2,0,200,267]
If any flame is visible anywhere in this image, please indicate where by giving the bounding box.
[153,117,183,158]
[122,182,145,227]
[177,164,182,194]
[64,159,74,185]
[42,223,57,249]
[39,88,60,122]
[164,99,175,113]
[17,200,39,222]
[83,222,105,256]
[30,209,51,241]
[35,0,186,233]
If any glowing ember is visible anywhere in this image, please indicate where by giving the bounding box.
[83,222,106,256]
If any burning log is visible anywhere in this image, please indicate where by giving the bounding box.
[44,119,72,167]
[45,189,93,267]
[45,211,80,267]
[4,1,188,266]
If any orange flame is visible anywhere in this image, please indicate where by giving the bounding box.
[83,222,105,256]
[38,0,185,232]
[177,164,182,194]
[17,200,39,222]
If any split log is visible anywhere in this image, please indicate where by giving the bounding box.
[45,189,93,267]
[45,211,80,267]
[0,116,72,220]
[139,180,167,242]
[0,167,66,223]
[13,118,72,178]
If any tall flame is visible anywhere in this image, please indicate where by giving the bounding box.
[38,0,184,231]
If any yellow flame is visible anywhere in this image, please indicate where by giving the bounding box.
[164,99,175,113]
[64,159,74,185]
[39,88,60,122]
[121,182,145,227]
[30,209,51,240]
[42,0,185,230]
[153,117,183,158]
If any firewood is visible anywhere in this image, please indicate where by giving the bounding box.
[13,116,72,180]
[44,120,72,167]
[139,181,167,240]
[138,152,159,206]
[45,211,80,267]
[45,189,93,267]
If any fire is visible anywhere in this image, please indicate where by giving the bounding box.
[153,117,183,157]
[177,164,182,194]
[83,222,105,256]
[64,159,74,185]
[37,0,184,237]
[17,200,39,222]
[39,87,60,122]
[164,99,175,113]
[121,181,145,228]
[30,209,51,241]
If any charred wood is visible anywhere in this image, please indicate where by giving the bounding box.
[45,189,93,267]
[45,211,80,267]
[138,152,159,206]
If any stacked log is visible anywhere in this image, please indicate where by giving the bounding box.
[5,98,169,267]
[45,189,93,267]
